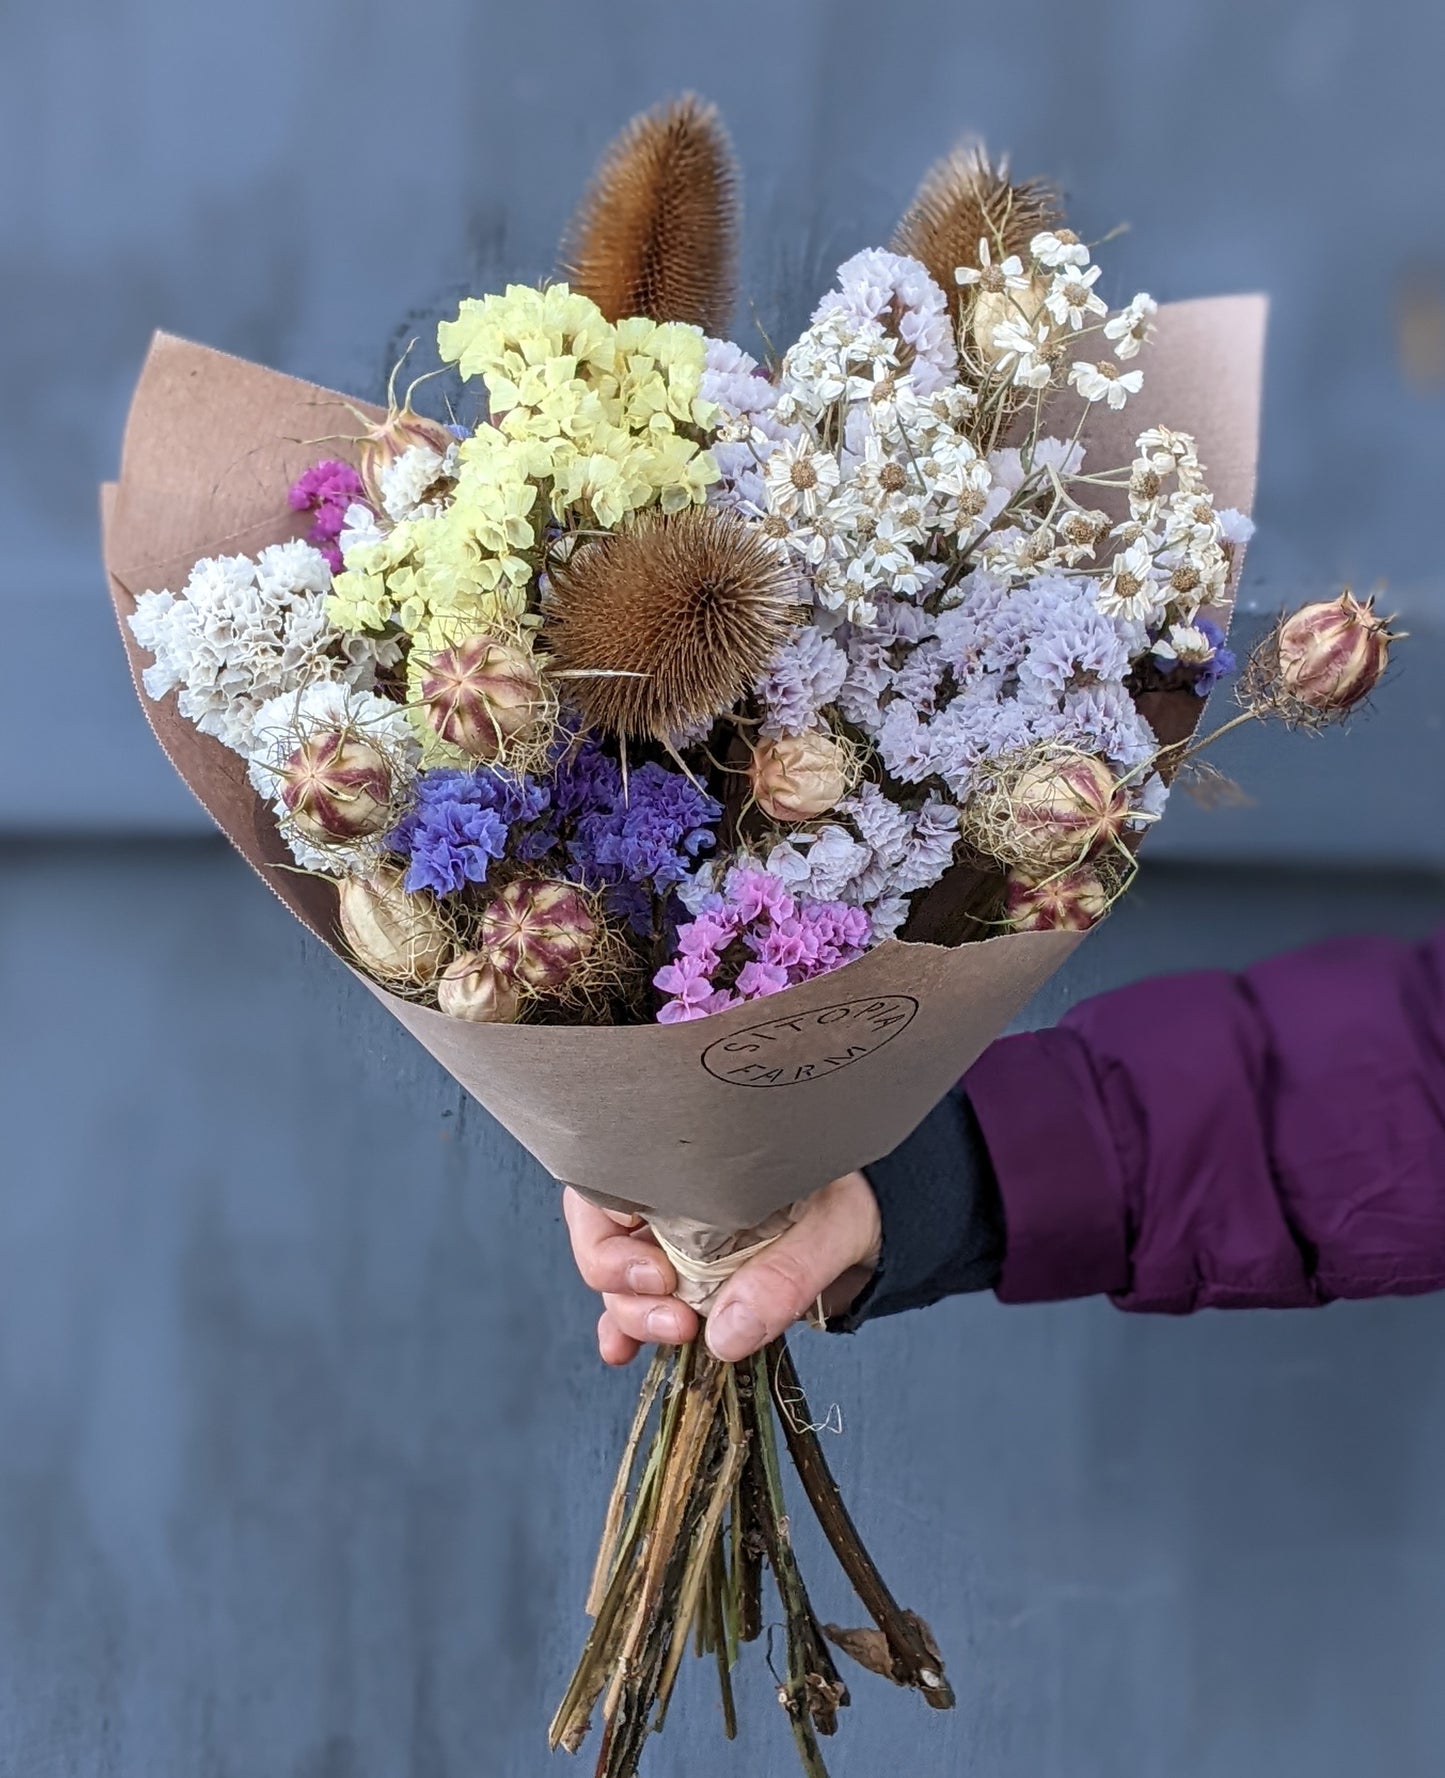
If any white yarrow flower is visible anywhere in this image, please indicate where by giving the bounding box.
[1104,292,1158,361]
[1069,359,1144,410]
[1045,263,1107,330]
[1030,230,1091,270]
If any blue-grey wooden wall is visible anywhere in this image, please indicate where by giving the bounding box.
[4,2,1445,1774]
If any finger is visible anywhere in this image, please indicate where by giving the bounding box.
[597,1309,641,1368]
[706,1175,880,1363]
[563,1190,677,1297]
[601,1291,700,1349]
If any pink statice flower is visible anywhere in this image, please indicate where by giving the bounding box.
[287,459,367,572]
[652,866,872,1023]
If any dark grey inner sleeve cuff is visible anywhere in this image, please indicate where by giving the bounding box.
[830,1085,1005,1331]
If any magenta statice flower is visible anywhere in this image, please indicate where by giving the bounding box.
[652,866,871,1023]
[288,459,367,572]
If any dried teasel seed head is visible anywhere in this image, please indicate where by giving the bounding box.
[967,748,1130,874]
[749,731,850,823]
[437,951,523,1025]
[279,730,395,843]
[559,94,740,334]
[338,868,451,987]
[418,635,548,762]
[545,506,800,741]
[480,879,597,995]
[1005,866,1112,933]
[893,141,1064,298]
[1269,590,1397,720]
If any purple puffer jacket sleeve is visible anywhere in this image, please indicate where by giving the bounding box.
[965,928,1445,1312]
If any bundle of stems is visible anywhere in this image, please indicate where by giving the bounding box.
[551,1336,954,1776]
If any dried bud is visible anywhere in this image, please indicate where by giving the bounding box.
[437,951,523,1024]
[419,636,546,761]
[970,273,1049,369]
[279,731,393,842]
[357,406,456,512]
[974,750,1130,873]
[1005,867,1111,933]
[338,868,451,986]
[480,879,596,993]
[1274,590,1395,716]
[750,731,849,823]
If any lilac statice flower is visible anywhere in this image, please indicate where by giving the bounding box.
[288,459,367,573]
[652,866,871,1023]
[563,756,721,934]
[388,766,549,897]
[756,627,849,737]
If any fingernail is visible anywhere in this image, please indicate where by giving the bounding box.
[627,1261,666,1296]
[707,1303,766,1362]
[646,1306,683,1342]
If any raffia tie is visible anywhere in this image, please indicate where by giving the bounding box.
[645,1205,823,1326]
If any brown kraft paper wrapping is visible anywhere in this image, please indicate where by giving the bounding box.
[103,295,1266,1232]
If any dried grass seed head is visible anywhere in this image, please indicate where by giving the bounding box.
[894,140,1065,296]
[545,506,801,741]
[559,93,740,335]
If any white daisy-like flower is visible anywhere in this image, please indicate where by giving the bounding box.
[764,436,842,520]
[1045,263,1107,330]
[1069,359,1144,409]
[1096,541,1168,624]
[1150,622,1217,666]
[1163,490,1222,552]
[955,237,1031,294]
[1030,229,1091,270]
[991,316,1054,388]
[1104,292,1158,361]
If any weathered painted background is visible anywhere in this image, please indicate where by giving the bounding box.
[4,1,1445,1773]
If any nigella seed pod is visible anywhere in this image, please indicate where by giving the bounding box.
[338,868,451,987]
[749,731,849,823]
[437,952,523,1024]
[970,749,1131,874]
[419,636,545,760]
[1005,867,1110,933]
[480,879,596,993]
[970,274,1049,370]
[357,406,457,512]
[1275,590,1394,716]
[279,731,393,842]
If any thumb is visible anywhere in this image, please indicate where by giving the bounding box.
[705,1175,879,1363]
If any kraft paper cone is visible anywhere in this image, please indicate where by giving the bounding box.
[104,299,1265,1229]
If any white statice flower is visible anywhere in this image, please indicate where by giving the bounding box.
[702,338,791,510]
[1069,359,1144,409]
[1045,262,1107,330]
[764,435,841,521]
[755,627,849,737]
[1217,506,1256,546]
[339,501,385,556]
[1031,229,1090,270]
[127,543,387,755]
[246,680,420,874]
[1104,292,1158,361]
[765,824,875,903]
[377,442,457,522]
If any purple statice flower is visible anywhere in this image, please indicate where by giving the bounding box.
[1189,616,1237,698]
[652,866,871,1023]
[388,766,549,897]
[565,757,721,934]
[288,459,367,572]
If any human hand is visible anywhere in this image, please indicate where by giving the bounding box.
[563,1171,882,1367]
